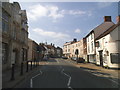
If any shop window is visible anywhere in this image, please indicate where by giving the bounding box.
[110,53,120,63]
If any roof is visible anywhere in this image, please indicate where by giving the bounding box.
[45,45,55,49]
[95,22,120,40]
[39,45,46,51]
[86,22,115,39]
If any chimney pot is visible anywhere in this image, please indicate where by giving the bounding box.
[104,16,111,22]
[73,38,77,42]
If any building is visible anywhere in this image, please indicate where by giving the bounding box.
[63,39,77,58]
[63,38,84,59]
[70,39,84,58]
[2,2,28,70]
[55,47,63,58]
[39,43,47,61]
[44,43,56,58]
[86,16,115,64]
[28,39,39,62]
[83,37,88,62]
[95,16,120,68]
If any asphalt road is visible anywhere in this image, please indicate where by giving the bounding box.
[15,58,118,89]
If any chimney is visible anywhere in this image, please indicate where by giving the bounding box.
[116,15,120,23]
[51,43,52,46]
[104,16,111,22]
[73,38,77,42]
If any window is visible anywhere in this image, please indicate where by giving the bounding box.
[2,43,8,64]
[91,33,93,40]
[110,53,120,63]
[68,49,70,52]
[2,10,9,32]
[91,41,94,52]
[88,45,90,53]
[95,41,100,47]
[13,25,16,39]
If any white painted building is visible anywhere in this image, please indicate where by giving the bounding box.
[95,16,120,68]
[63,42,71,58]
[86,16,115,63]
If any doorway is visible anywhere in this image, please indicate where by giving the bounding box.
[87,55,89,63]
[99,50,103,66]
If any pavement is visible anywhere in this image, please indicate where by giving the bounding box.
[2,61,43,89]
[14,58,120,88]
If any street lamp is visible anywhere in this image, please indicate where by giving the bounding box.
[37,46,40,66]
[75,49,79,64]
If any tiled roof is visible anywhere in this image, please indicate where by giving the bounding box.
[39,45,46,51]
[95,22,120,40]
[86,22,114,39]
[45,45,54,49]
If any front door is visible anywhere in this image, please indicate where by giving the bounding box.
[99,51,103,66]
[87,55,89,63]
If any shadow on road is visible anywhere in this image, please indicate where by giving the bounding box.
[79,67,111,76]
[80,67,98,71]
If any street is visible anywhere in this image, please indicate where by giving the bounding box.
[15,58,118,89]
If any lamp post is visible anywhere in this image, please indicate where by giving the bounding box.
[37,46,40,66]
[75,49,79,64]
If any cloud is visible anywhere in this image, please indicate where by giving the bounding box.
[74,29,81,33]
[32,28,72,47]
[97,2,113,8]
[32,28,70,39]
[69,10,86,15]
[27,4,64,21]
[27,4,48,20]
[27,4,92,21]
[47,6,64,19]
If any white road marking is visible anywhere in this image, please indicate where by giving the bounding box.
[30,70,43,88]
[108,78,119,85]
[30,79,33,88]
[61,68,73,90]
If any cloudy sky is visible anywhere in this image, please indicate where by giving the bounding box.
[18,2,118,48]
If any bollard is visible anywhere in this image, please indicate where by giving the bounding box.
[10,64,15,81]
[30,61,32,70]
[36,61,37,67]
[20,62,23,76]
[26,61,28,72]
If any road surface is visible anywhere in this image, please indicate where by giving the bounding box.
[15,58,118,89]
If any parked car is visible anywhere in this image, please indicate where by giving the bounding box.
[77,57,85,63]
[62,56,68,59]
[71,57,77,61]
[43,55,48,61]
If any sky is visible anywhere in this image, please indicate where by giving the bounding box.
[17,2,118,48]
